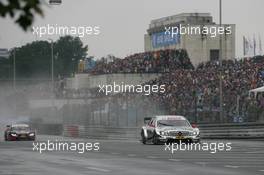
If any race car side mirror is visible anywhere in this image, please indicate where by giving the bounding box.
[191,124,197,128]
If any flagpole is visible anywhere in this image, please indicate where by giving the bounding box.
[259,35,262,55]
[243,36,245,56]
[253,34,256,56]
[219,0,223,123]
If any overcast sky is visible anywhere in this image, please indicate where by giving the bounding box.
[0,0,263,58]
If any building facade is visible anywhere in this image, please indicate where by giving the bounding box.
[144,13,235,66]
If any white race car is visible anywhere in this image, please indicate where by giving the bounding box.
[141,115,200,144]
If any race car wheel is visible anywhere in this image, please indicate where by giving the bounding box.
[4,136,8,141]
[141,130,146,144]
[152,133,159,145]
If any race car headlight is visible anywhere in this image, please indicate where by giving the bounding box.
[191,131,199,136]
[29,133,35,136]
[11,133,17,137]
[160,131,168,136]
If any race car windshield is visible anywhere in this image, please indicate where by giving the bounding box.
[157,120,190,127]
[11,126,30,131]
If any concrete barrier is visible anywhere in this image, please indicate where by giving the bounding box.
[66,73,161,89]
[62,123,264,140]
[198,122,264,139]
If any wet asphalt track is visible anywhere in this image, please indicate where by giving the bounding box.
[0,135,264,175]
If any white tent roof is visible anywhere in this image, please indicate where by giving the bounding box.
[249,86,264,93]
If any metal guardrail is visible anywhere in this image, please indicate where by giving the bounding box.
[62,123,264,140]
[198,122,264,139]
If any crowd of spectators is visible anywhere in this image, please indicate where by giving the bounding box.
[69,49,264,123]
[148,56,264,122]
[89,49,193,74]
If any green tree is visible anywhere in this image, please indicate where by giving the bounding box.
[6,36,88,78]
[0,0,43,31]
[9,41,51,78]
[0,56,11,78]
[54,36,88,76]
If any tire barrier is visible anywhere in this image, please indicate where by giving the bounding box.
[63,125,79,137]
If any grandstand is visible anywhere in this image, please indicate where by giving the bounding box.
[144,13,236,66]
[63,53,264,123]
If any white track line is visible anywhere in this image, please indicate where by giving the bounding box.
[110,152,120,155]
[127,154,136,157]
[168,159,181,162]
[195,162,207,165]
[86,166,110,172]
[224,165,240,168]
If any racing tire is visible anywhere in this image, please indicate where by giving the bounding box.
[5,136,8,141]
[4,134,7,141]
[141,130,146,145]
[152,133,160,145]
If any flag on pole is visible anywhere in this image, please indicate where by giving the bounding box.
[253,34,256,56]
[243,36,249,56]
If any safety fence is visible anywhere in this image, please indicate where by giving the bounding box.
[30,123,63,136]
[63,125,140,140]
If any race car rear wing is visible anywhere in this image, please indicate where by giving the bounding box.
[144,117,152,124]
